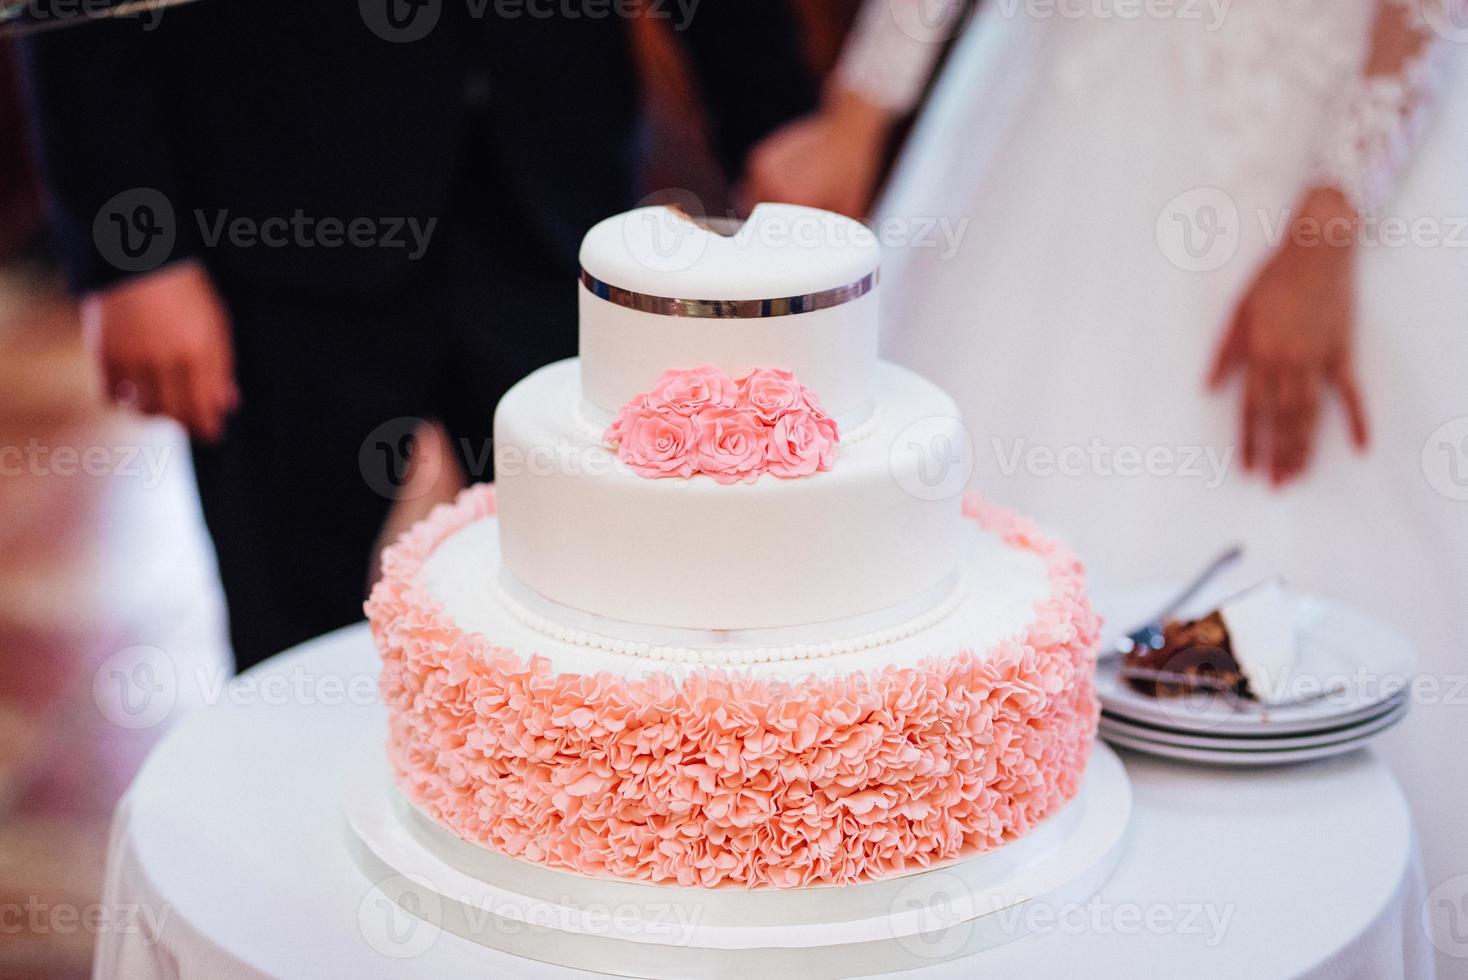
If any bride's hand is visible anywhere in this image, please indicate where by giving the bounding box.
[738,90,894,218]
[1208,187,1370,486]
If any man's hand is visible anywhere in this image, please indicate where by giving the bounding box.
[1209,187,1369,486]
[81,261,240,443]
[738,90,895,219]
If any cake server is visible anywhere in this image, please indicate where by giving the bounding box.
[1103,543,1244,661]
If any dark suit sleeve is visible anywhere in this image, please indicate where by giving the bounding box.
[676,0,819,178]
[17,18,197,295]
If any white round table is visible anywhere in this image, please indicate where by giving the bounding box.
[93,624,1434,979]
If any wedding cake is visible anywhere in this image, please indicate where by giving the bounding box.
[363,205,1104,961]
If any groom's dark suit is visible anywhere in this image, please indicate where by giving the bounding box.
[19,0,815,669]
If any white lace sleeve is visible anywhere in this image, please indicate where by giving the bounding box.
[834,0,967,114]
[1310,0,1459,214]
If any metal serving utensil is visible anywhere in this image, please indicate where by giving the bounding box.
[1103,544,1244,661]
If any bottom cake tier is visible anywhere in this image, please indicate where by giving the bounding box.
[365,484,1100,889]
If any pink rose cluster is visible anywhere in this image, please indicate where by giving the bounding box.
[606,365,839,483]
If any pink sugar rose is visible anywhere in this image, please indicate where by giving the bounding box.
[604,394,650,445]
[646,365,738,416]
[694,407,768,484]
[766,409,839,478]
[736,367,813,422]
[615,404,699,478]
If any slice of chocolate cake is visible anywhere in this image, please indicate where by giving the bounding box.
[1121,611,1254,700]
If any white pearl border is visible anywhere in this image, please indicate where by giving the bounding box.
[489,571,971,666]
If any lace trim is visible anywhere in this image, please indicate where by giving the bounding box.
[1310,0,1456,213]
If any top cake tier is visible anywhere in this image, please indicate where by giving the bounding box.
[578,204,881,421]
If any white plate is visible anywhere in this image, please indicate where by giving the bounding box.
[1095,589,1413,736]
[1103,689,1409,742]
[1100,707,1406,767]
[1100,697,1409,751]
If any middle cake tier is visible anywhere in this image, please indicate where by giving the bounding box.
[494,358,967,631]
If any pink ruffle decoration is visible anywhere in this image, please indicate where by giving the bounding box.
[366,485,1100,889]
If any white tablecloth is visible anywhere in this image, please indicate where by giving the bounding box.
[92,624,1434,980]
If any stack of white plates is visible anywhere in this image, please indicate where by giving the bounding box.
[1094,591,1414,766]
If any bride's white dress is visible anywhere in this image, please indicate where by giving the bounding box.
[844,0,1468,967]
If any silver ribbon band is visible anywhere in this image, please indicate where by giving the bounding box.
[580,268,876,318]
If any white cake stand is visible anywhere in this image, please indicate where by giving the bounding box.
[343,744,1132,978]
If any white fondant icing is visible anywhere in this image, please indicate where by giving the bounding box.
[577,205,880,417]
[489,567,972,665]
[1220,580,1299,705]
[420,515,1053,681]
[493,358,968,631]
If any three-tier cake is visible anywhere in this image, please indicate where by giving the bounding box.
[362,205,1108,968]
